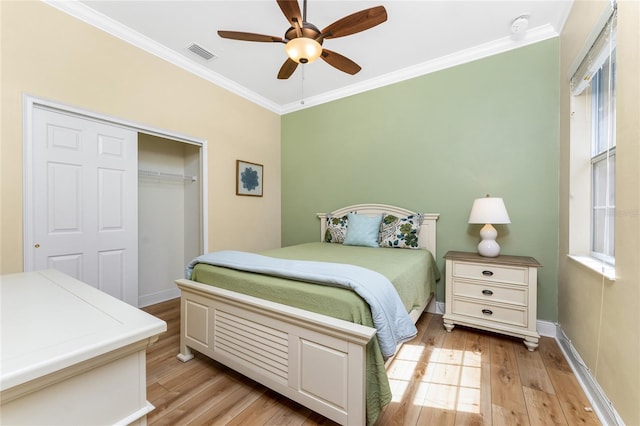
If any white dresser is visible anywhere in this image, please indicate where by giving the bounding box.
[443,251,541,351]
[0,269,166,425]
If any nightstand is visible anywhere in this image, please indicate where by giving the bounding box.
[443,250,542,351]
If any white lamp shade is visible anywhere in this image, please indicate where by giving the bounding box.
[468,197,511,224]
[468,196,510,257]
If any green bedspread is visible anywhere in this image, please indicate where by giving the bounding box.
[190,242,439,424]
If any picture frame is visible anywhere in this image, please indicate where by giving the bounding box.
[236,160,263,197]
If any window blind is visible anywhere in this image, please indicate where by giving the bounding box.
[570,4,617,96]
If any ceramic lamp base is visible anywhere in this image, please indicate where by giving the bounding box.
[477,223,501,257]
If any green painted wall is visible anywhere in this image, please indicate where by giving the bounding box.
[281,39,560,321]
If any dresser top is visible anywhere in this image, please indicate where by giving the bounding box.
[0,269,167,391]
[444,250,542,268]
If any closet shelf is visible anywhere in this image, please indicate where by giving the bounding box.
[138,169,197,182]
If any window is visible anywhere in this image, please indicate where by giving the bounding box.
[569,6,616,272]
[590,53,616,264]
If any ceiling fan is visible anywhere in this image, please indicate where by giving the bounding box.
[217,0,387,79]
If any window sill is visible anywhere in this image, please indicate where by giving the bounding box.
[567,255,616,281]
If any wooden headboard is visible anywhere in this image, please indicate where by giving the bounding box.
[317,203,440,256]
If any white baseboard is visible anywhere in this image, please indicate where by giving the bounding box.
[556,326,625,426]
[536,319,556,337]
[138,287,181,308]
[426,300,446,315]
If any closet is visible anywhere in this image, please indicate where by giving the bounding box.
[137,134,202,307]
[25,97,204,308]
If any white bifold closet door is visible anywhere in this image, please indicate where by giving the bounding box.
[31,107,139,306]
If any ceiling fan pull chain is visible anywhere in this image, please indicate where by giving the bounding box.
[300,65,305,105]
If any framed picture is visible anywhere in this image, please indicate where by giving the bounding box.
[236,160,263,197]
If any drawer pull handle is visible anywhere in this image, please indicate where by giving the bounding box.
[482,289,493,296]
[482,309,493,316]
[482,270,494,277]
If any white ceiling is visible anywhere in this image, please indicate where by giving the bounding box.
[49,1,573,114]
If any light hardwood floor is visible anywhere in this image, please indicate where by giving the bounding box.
[143,299,600,426]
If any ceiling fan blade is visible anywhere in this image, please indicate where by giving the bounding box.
[321,6,387,39]
[277,0,303,27]
[218,30,284,43]
[277,58,299,79]
[320,49,361,75]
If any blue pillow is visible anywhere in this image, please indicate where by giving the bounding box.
[343,213,382,248]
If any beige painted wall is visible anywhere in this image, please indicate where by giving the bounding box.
[0,1,281,274]
[558,1,640,424]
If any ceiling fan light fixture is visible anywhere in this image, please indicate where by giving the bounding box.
[218,2,387,79]
[285,37,322,64]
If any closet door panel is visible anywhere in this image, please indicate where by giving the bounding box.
[31,107,139,306]
[47,162,82,233]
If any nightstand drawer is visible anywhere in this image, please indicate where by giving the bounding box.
[452,262,528,284]
[452,279,527,306]
[451,299,527,327]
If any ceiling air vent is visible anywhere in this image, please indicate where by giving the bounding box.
[188,43,215,60]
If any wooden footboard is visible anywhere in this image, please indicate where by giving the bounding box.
[175,278,376,426]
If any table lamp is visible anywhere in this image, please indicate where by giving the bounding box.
[468,195,511,257]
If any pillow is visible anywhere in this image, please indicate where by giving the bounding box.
[379,213,424,249]
[343,213,382,248]
[324,214,349,244]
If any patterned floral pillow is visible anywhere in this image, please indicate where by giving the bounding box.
[379,213,424,249]
[324,214,350,243]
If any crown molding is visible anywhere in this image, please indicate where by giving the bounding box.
[281,24,559,114]
[44,1,559,116]
[43,0,282,114]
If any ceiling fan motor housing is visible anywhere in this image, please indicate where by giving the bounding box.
[285,22,322,43]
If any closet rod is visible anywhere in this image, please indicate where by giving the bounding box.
[138,169,197,182]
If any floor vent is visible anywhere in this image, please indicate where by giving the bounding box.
[188,43,215,60]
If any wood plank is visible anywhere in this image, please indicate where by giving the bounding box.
[514,341,556,394]
[146,350,206,386]
[491,404,531,426]
[176,376,264,425]
[415,381,457,426]
[546,368,601,425]
[489,335,529,422]
[146,334,180,362]
[225,390,292,426]
[414,327,467,426]
[143,299,180,317]
[257,394,319,426]
[153,375,238,424]
[538,337,573,374]
[147,362,228,422]
[537,341,599,424]
[374,313,445,425]
[522,386,568,425]
[455,330,492,426]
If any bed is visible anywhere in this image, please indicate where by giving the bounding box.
[175,204,439,425]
